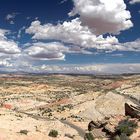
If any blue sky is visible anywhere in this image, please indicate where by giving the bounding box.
[0,0,140,74]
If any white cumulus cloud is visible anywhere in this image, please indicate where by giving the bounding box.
[26,19,123,52]
[0,29,20,54]
[69,0,133,35]
[25,42,68,60]
[26,18,96,46]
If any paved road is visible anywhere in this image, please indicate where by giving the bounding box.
[60,120,85,138]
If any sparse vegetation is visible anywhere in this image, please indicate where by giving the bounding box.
[0,74,139,139]
[84,132,94,140]
[48,129,58,137]
[116,119,137,136]
[19,130,29,135]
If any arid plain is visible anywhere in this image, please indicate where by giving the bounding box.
[0,74,140,140]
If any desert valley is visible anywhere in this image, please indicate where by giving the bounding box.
[0,74,139,140]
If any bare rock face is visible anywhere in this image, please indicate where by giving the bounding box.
[95,92,125,115]
[80,92,131,121]
[125,103,140,119]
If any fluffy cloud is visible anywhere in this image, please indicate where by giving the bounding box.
[23,40,94,61]
[122,39,140,51]
[0,59,12,67]
[129,0,140,4]
[0,40,20,54]
[25,42,68,60]
[100,39,140,52]
[26,19,124,52]
[26,18,96,46]
[0,1,138,74]
[26,0,135,53]
[0,29,20,54]
[69,0,133,35]
[0,53,35,72]
[26,18,140,52]
[24,0,140,65]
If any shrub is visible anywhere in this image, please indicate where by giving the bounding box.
[116,119,137,136]
[19,130,28,135]
[84,132,94,140]
[48,129,58,137]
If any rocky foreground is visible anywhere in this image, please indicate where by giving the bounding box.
[0,74,139,140]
